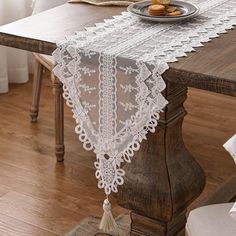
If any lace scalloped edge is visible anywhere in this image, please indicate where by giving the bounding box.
[53,1,236,195]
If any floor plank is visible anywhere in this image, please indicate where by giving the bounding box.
[0,74,235,235]
[0,213,59,236]
[0,191,86,235]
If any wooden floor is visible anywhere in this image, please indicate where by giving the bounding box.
[0,74,235,236]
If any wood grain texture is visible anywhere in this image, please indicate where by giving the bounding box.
[0,3,235,96]
[0,9,235,233]
[0,4,124,54]
[116,83,205,235]
[51,74,65,162]
[201,173,236,206]
[65,214,130,236]
[30,56,44,122]
[0,213,59,236]
[0,76,235,235]
[164,29,236,96]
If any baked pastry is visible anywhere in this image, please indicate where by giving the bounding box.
[148,4,165,16]
[166,6,177,13]
[151,0,159,4]
[157,0,170,6]
[167,10,182,16]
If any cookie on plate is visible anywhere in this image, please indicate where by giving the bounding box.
[166,6,178,13]
[148,4,165,16]
[167,10,182,16]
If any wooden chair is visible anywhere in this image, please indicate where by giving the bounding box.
[30,53,64,162]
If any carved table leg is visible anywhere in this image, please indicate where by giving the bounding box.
[30,60,44,123]
[52,74,65,162]
[116,82,206,236]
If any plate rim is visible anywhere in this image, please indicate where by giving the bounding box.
[127,0,200,21]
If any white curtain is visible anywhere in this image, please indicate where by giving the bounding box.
[0,0,33,94]
[32,0,67,14]
[0,0,67,94]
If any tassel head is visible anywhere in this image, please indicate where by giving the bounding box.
[103,198,112,212]
[99,198,118,234]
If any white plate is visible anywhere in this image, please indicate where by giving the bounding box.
[127,0,200,23]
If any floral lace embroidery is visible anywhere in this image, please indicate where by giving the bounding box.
[53,0,236,195]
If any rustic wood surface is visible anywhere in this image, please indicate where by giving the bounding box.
[30,55,44,123]
[116,82,205,235]
[0,76,235,235]
[0,76,236,236]
[201,173,236,206]
[51,75,65,162]
[0,3,235,96]
[0,3,236,236]
[63,213,186,236]
[64,214,130,236]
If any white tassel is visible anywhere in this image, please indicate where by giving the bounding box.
[99,198,118,234]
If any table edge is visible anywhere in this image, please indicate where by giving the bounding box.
[0,32,56,54]
[0,32,235,97]
[164,68,236,97]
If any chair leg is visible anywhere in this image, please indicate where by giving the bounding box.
[30,60,44,123]
[52,73,65,162]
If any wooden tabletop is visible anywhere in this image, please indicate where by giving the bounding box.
[0,3,235,96]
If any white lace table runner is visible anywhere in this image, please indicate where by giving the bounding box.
[53,0,236,198]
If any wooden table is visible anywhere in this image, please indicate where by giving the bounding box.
[0,3,235,236]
